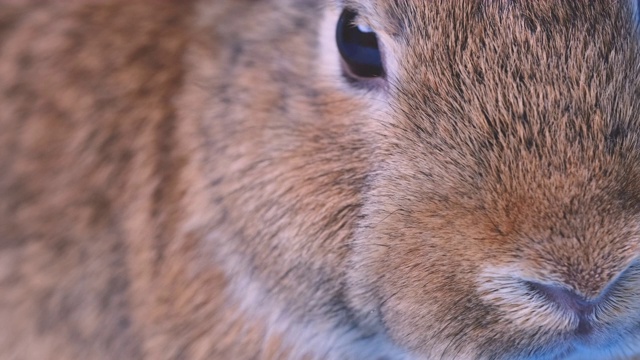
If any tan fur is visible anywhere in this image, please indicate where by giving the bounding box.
[1,1,640,359]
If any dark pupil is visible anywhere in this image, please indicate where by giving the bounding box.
[336,9,384,78]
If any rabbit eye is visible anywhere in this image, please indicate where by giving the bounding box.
[336,9,385,79]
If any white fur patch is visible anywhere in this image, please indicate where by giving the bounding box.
[226,273,412,360]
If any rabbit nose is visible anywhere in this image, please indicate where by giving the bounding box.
[524,281,596,336]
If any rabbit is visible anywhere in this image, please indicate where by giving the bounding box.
[2,0,640,359]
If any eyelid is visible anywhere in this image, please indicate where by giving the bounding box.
[349,11,376,34]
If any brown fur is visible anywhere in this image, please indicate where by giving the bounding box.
[1,0,640,359]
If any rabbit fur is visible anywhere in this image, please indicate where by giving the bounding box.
[1,0,640,359]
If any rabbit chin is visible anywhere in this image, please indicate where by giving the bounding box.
[411,330,640,360]
[516,337,640,360]
[564,338,640,360]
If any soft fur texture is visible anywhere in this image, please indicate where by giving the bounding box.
[1,1,640,359]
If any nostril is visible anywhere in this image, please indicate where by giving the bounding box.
[523,280,597,336]
[524,281,594,315]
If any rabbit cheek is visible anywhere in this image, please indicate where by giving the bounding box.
[346,186,501,356]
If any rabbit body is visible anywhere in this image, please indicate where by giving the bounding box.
[1,1,640,359]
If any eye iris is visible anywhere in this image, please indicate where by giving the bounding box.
[336,9,384,79]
